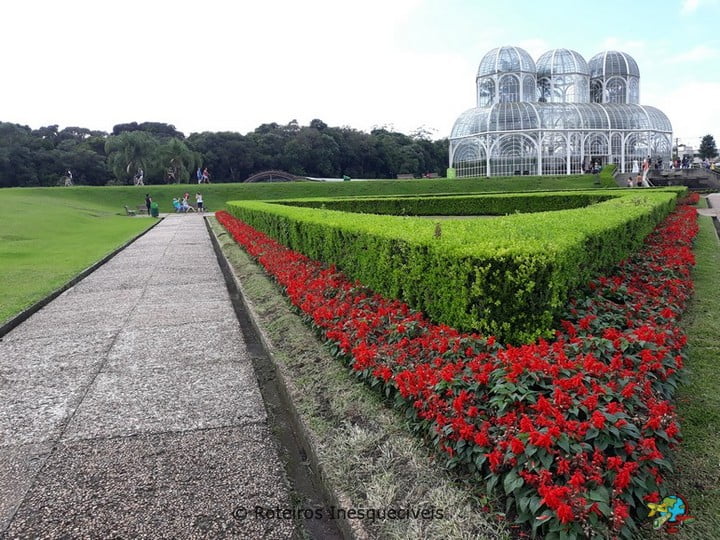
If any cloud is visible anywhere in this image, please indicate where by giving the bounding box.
[645,81,720,145]
[515,39,552,61]
[667,45,720,63]
[681,0,719,14]
[681,0,701,13]
[599,37,647,51]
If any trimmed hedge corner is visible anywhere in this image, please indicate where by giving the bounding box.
[226,190,682,343]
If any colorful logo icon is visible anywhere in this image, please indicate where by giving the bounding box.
[647,495,693,533]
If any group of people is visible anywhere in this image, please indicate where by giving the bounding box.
[581,159,602,174]
[172,192,205,213]
[626,175,654,188]
[196,167,211,184]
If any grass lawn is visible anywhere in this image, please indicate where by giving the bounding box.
[652,200,720,538]
[11,175,601,215]
[0,190,152,324]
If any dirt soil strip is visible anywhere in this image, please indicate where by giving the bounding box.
[207,217,511,540]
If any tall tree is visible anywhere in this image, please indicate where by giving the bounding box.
[699,134,718,159]
[187,132,254,182]
[155,138,200,183]
[105,131,158,183]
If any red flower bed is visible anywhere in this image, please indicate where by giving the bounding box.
[217,196,698,538]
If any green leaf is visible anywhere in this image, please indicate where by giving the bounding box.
[557,435,571,453]
[503,469,524,494]
[587,486,609,503]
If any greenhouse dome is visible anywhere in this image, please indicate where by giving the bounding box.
[476,46,538,106]
[477,46,537,77]
[536,49,589,103]
[588,50,640,79]
[450,46,672,178]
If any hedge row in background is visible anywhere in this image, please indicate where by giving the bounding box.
[226,189,683,343]
[275,191,618,216]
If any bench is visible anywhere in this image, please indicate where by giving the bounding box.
[397,173,415,179]
[124,205,137,216]
[424,172,439,178]
[136,205,148,214]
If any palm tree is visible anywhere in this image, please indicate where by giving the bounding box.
[105,131,157,184]
[157,138,201,183]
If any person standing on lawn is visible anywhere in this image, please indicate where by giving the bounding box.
[145,193,152,215]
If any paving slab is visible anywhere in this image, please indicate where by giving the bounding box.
[5,427,294,539]
[142,282,231,303]
[0,367,96,446]
[53,286,145,306]
[160,249,218,265]
[125,300,237,329]
[0,443,52,533]
[146,268,225,287]
[2,308,127,341]
[0,332,116,373]
[115,320,243,358]
[61,362,266,441]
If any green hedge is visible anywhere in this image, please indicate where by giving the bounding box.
[226,190,683,344]
[599,163,618,187]
[274,191,617,216]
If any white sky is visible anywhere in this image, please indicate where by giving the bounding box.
[1,0,718,147]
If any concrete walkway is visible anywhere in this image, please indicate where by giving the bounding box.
[0,214,295,538]
[698,193,720,216]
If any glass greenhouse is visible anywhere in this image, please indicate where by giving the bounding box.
[450,47,672,177]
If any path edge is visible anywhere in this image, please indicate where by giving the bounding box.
[204,217,356,540]
[705,195,720,239]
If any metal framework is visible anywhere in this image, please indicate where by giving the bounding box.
[450,47,672,177]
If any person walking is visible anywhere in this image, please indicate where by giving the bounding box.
[641,157,650,186]
[197,167,203,184]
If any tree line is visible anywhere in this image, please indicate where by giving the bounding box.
[0,119,449,187]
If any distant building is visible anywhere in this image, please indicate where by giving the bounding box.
[449,47,672,177]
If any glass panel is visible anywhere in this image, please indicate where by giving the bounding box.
[453,140,487,177]
[585,133,609,158]
[523,75,537,102]
[498,48,516,72]
[569,133,584,173]
[490,134,538,177]
[628,78,639,104]
[538,78,551,102]
[541,133,568,175]
[606,77,626,104]
[499,75,519,103]
[477,78,495,107]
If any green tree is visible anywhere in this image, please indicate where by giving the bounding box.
[187,132,254,182]
[284,127,340,177]
[112,122,184,139]
[105,131,158,184]
[155,138,200,183]
[699,134,718,160]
